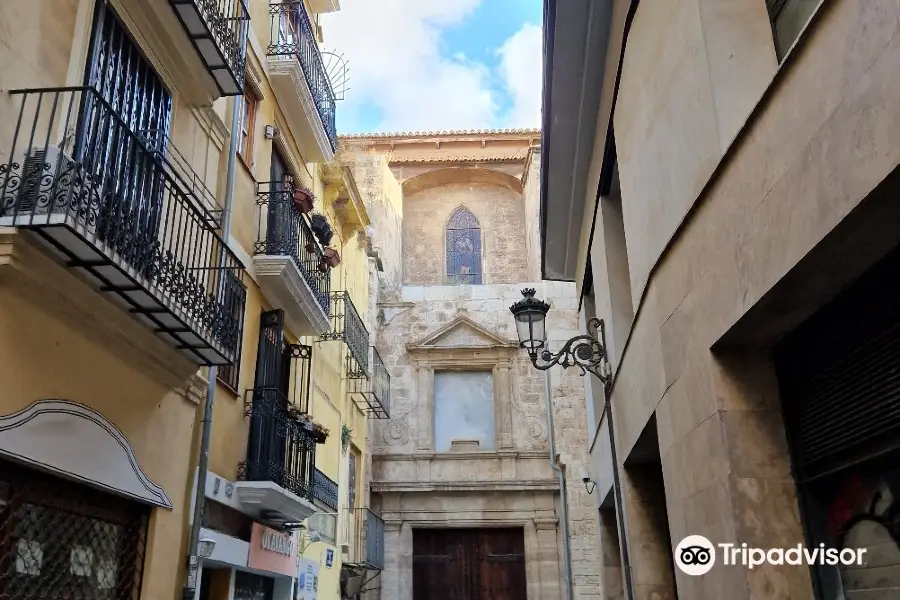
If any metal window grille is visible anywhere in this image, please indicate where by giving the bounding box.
[0,458,149,600]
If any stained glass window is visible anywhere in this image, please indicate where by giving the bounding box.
[445,207,482,285]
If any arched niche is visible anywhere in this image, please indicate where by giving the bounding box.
[401,167,523,196]
[0,399,173,508]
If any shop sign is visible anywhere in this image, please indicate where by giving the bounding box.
[296,559,319,600]
[249,523,297,577]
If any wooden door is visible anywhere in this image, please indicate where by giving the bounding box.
[412,528,527,600]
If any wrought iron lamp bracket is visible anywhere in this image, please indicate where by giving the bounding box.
[526,318,612,389]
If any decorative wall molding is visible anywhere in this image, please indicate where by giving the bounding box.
[0,399,173,508]
[371,479,559,493]
[178,372,208,406]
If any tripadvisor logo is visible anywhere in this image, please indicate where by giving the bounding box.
[674,535,867,576]
[675,535,716,576]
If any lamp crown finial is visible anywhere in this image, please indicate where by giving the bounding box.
[521,288,536,298]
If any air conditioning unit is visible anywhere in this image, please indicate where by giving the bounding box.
[0,146,97,234]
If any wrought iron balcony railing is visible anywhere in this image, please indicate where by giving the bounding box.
[254,181,331,315]
[320,291,370,378]
[350,346,390,419]
[139,129,222,226]
[268,2,337,150]
[241,388,317,501]
[313,468,339,510]
[169,0,250,96]
[0,87,246,365]
[370,347,391,418]
[345,508,385,571]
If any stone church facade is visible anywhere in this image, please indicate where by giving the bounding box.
[342,130,602,600]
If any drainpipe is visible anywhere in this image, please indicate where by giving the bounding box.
[183,90,243,599]
[605,397,635,600]
[545,370,574,600]
[597,325,635,600]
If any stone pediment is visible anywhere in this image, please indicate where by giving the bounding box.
[407,316,517,351]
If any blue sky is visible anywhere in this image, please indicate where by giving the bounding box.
[322,0,543,134]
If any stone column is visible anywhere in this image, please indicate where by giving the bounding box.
[398,522,414,600]
[533,516,562,600]
[493,359,514,449]
[381,519,404,600]
[415,362,434,451]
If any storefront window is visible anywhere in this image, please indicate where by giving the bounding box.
[234,571,274,600]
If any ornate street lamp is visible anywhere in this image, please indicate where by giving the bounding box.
[509,288,612,386]
[510,287,634,600]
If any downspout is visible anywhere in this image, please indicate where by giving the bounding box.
[545,370,574,600]
[598,325,635,600]
[183,89,243,598]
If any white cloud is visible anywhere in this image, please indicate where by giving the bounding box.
[497,23,543,128]
[322,1,542,133]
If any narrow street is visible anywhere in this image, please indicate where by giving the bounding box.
[0,1,897,599]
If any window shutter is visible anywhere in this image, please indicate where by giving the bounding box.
[776,247,900,481]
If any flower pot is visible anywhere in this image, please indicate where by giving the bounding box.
[292,188,314,213]
[313,429,329,444]
[310,214,333,246]
[323,247,341,268]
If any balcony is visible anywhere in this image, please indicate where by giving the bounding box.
[168,0,250,96]
[344,508,384,571]
[267,2,337,162]
[313,468,338,511]
[350,346,390,419]
[0,87,246,366]
[320,291,370,378]
[253,182,331,337]
[237,388,318,524]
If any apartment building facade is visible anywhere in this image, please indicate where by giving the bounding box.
[0,2,383,600]
[542,0,900,598]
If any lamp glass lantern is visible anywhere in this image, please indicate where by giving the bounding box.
[509,288,550,353]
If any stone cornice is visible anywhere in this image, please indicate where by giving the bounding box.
[374,450,548,462]
[340,128,540,140]
[371,479,559,493]
[389,153,528,165]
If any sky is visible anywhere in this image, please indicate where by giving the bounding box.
[321,0,543,134]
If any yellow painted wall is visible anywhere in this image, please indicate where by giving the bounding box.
[0,284,197,600]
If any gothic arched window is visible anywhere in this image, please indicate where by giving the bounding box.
[445,207,482,285]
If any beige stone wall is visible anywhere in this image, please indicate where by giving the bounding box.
[582,0,900,598]
[402,184,528,285]
[614,0,777,304]
[523,148,542,282]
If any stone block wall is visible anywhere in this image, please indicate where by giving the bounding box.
[402,184,528,286]
[340,137,601,598]
[523,148,542,281]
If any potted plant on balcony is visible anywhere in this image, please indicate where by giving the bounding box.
[310,213,334,246]
[318,247,341,272]
[286,405,314,431]
[292,185,315,214]
[312,422,330,444]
